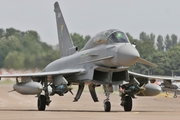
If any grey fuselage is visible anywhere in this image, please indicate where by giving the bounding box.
[44,43,137,70]
[43,30,140,84]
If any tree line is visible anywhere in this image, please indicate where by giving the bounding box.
[1,28,180,76]
[127,32,180,76]
[0,28,59,69]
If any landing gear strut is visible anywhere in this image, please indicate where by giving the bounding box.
[103,84,113,112]
[174,92,177,98]
[120,85,133,112]
[37,77,51,111]
[121,95,132,111]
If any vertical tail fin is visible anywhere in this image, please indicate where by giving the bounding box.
[54,2,75,57]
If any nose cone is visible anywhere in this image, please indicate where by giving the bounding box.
[117,44,140,66]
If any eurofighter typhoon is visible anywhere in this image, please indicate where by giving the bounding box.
[0,2,165,112]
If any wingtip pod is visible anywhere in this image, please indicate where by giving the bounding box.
[54,2,59,12]
[137,58,158,67]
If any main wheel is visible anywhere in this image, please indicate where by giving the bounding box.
[174,95,177,98]
[104,101,111,112]
[38,95,46,111]
[123,96,132,111]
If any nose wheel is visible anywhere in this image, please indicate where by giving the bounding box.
[103,84,113,112]
[104,100,111,112]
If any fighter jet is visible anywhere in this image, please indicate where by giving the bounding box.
[160,80,180,98]
[128,72,180,98]
[0,2,166,112]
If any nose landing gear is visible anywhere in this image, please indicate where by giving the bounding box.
[104,100,111,112]
[103,84,113,112]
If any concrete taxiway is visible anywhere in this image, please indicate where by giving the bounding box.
[0,85,180,120]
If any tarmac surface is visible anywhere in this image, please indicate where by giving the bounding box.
[0,85,180,120]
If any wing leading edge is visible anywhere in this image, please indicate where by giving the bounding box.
[0,69,85,78]
[128,71,178,80]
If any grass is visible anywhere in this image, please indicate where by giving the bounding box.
[157,92,174,98]
[0,79,16,85]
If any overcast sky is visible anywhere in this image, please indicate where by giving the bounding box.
[0,0,180,45]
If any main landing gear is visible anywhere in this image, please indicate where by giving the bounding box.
[103,84,133,112]
[38,95,46,110]
[37,95,51,111]
[120,95,132,111]
[37,77,51,111]
[174,92,177,98]
[119,85,135,112]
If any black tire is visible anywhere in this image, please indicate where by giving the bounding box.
[104,101,111,112]
[124,96,132,112]
[38,95,46,111]
[174,95,177,98]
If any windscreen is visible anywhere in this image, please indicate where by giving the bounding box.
[108,31,129,43]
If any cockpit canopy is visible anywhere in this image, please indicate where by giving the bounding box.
[93,29,130,45]
[82,29,130,50]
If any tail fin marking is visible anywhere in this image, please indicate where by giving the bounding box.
[54,2,74,57]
